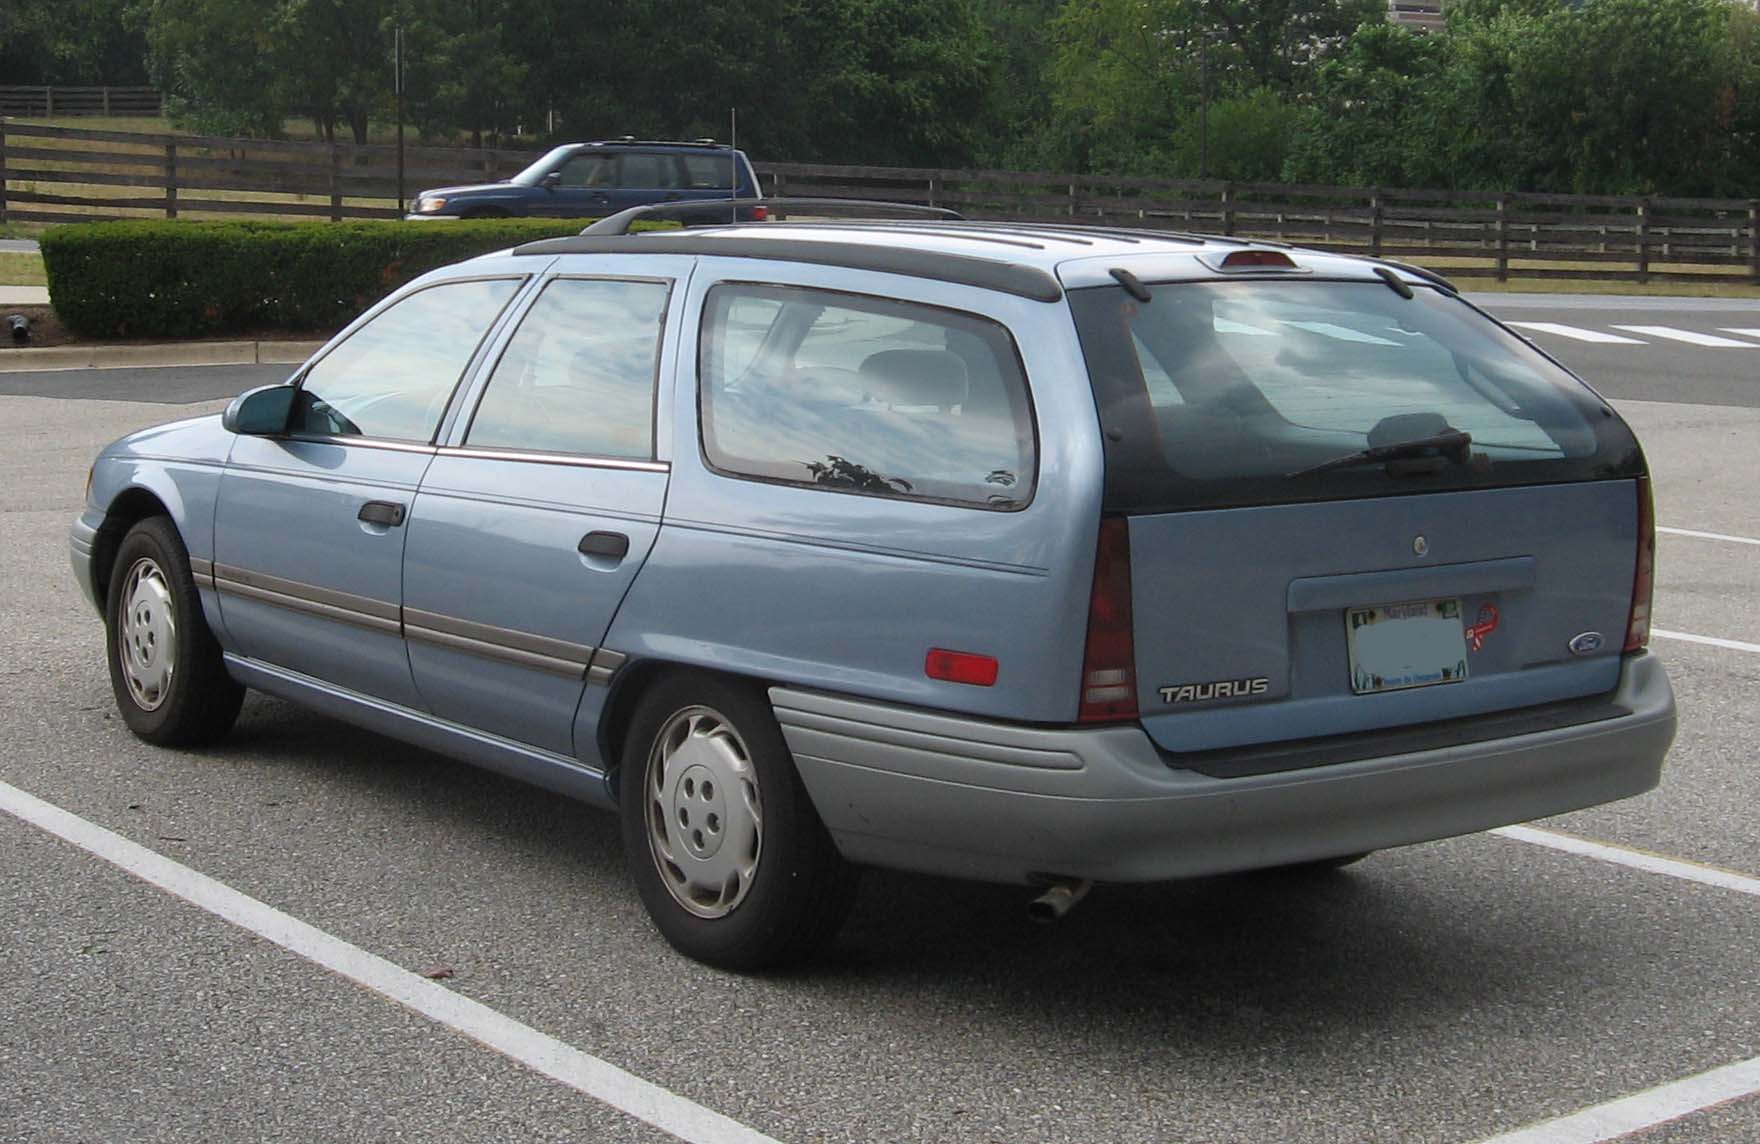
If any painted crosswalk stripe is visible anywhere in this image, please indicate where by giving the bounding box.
[1506,322,1647,345]
[1716,328,1760,340]
[1611,326,1760,348]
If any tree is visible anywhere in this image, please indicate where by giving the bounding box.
[0,0,149,87]
[1282,22,1448,186]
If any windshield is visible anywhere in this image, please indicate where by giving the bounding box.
[1069,280,1642,512]
[509,146,577,186]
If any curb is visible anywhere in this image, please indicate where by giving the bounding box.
[0,340,325,373]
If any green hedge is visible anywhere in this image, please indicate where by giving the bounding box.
[39,218,599,340]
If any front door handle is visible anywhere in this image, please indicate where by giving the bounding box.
[578,531,629,559]
[358,501,406,527]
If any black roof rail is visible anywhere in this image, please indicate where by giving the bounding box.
[1337,254,1460,295]
[579,197,965,236]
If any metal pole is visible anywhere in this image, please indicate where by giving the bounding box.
[729,107,737,223]
[395,25,406,216]
[1199,36,1209,180]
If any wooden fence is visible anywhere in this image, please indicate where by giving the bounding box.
[0,86,162,118]
[4,121,1759,284]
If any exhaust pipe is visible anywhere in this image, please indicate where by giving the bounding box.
[1027,878,1092,924]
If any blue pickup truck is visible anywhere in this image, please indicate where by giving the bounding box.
[406,138,763,220]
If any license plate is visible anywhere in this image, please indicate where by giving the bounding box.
[1346,598,1469,695]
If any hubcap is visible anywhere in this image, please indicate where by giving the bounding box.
[644,706,762,919]
[119,557,177,711]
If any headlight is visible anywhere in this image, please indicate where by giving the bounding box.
[415,196,448,214]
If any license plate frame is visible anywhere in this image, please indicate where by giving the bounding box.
[1345,598,1469,695]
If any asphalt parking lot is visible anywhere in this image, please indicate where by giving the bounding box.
[2,293,1758,1143]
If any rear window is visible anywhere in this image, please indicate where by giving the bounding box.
[1069,280,1641,512]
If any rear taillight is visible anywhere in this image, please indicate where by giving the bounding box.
[1625,476,1655,652]
[1078,517,1138,723]
[752,205,768,221]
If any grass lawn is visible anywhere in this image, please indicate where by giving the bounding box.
[0,252,46,286]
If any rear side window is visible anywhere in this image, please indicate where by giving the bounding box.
[681,154,736,189]
[619,153,679,189]
[1070,281,1641,512]
[466,277,670,459]
[292,278,521,442]
[699,284,1037,509]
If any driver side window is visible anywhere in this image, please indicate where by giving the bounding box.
[291,278,522,442]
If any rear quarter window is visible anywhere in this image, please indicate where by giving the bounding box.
[698,284,1038,510]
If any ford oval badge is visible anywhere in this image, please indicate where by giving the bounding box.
[1569,631,1605,656]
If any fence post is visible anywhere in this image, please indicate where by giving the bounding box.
[164,142,178,219]
[1495,194,1510,282]
[1636,198,1650,283]
[102,87,111,116]
[44,86,53,117]
[1749,201,1758,284]
[0,121,8,225]
[1370,189,1383,258]
[926,175,936,209]
[329,144,343,222]
[1220,183,1234,236]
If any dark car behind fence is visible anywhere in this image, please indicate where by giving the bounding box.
[4,121,1759,284]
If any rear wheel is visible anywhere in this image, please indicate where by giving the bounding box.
[104,517,244,746]
[619,671,855,970]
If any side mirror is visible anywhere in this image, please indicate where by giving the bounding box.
[222,384,296,435]
[540,170,562,190]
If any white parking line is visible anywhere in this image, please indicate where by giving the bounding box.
[1471,1056,1760,1144]
[1652,629,1760,655]
[1657,526,1760,547]
[1611,326,1760,348]
[0,780,780,1144]
[1718,329,1760,340]
[1505,322,1647,345]
[1493,826,1760,899]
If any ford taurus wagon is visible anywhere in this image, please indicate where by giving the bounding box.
[71,207,1677,969]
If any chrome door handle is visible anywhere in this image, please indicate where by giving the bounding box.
[358,501,406,527]
[578,531,629,559]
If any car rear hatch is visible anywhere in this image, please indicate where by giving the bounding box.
[1067,267,1648,764]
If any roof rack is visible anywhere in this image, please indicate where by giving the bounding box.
[578,197,964,236]
[581,137,734,150]
[1336,253,1460,295]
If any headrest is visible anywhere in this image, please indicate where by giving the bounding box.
[858,349,969,408]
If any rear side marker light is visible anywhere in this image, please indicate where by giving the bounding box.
[1078,518,1139,723]
[926,648,999,687]
[1625,476,1655,652]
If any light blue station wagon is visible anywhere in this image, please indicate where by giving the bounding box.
[71,210,1677,969]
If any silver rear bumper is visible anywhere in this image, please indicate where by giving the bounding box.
[773,651,1675,885]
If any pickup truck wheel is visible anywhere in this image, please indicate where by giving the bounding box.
[620,671,855,970]
[104,517,244,746]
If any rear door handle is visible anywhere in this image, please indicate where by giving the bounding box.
[358,501,406,527]
[578,531,629,559]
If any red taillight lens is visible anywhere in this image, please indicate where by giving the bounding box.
[752,205,768,221]
[925,648,999,687]
[1079,517,1138,723]
[1220,249,1297,270]
[1625,476,1655,652]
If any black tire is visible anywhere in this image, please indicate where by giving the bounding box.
[104,516,244,747]
[619,671,856,970]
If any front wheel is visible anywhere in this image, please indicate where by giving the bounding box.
[619,672,855,970]
[104,517,244,746]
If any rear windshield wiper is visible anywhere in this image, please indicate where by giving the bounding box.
[1284,429,1473,478]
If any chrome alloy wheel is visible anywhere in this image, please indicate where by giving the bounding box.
[644,706,763,919]
[119,556,177,711]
